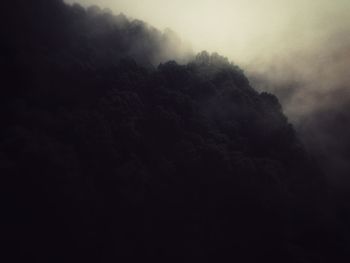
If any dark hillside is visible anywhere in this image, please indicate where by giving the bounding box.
[1,1,346,262]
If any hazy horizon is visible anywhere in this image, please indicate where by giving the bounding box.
[64,0,350,65]
[4,2,350,260]
[64,0,350,186]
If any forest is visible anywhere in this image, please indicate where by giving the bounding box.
[1,1,349,262]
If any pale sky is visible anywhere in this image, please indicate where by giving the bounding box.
[64,0,350,65]
[63,1,350,185]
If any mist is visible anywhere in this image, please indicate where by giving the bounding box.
[63,1,350,62]
[64,0,350,186]
[244,9,350,187]
[3,1,350,261]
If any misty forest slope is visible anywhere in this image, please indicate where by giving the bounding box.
[1,1,348,262]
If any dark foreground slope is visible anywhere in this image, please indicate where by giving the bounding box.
[1,1,347,262]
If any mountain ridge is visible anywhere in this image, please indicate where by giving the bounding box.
[1,1,345,262]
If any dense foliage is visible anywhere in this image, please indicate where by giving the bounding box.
[1,1,347,262]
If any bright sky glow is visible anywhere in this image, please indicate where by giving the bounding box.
[64,0,350,64]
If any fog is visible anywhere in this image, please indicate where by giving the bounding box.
[64,1,350,63]
[64,0,350,185]
[3,1,350,260]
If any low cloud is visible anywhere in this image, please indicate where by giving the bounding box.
[246,27,350,187]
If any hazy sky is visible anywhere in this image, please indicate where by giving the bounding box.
[64,0,350,184]
[64,0,350,64]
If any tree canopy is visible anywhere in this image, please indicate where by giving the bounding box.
[1,1,347,262]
